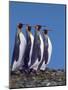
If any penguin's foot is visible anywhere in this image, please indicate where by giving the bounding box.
[40,70,45,73]
[30,69,37,75]
[36,70,41,75]
[24,69,29,74]
[19,69,24,73]
[28,68,33,74]
[10,71,17,75]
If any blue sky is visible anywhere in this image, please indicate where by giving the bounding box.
[9,1,66,69]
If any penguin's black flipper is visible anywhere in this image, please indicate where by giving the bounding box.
[13,34,20,61]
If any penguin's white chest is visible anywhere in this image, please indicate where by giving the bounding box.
[19,32,27,61]
[28,33,34,66]
[39,34,44,62]
[47,36,52,64]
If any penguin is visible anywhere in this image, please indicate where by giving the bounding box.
[40,30,52,71]
[11,23,27,72]
[30,25,44,71]
[28,27,34,67]
[23,25,34,71]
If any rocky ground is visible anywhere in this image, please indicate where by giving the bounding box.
[9,68,66,89]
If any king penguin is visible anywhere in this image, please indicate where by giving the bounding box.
[11,23,27,72]
[23,25,34,71]
[30,25,44,71]
[40,30,52,71]
[27,26,34,67]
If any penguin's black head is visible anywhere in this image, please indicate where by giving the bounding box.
[26,25,31,32]
[44,29,48,34]
[35,25,41,31]
[17,23,23,29]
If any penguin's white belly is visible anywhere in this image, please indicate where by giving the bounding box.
[30,34,44,71]
[47,36,52,65]
[28,34,34,66]
[40,36,52,70]
[12,33,26,71]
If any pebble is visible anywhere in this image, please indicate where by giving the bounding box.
[10,69,66,89]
